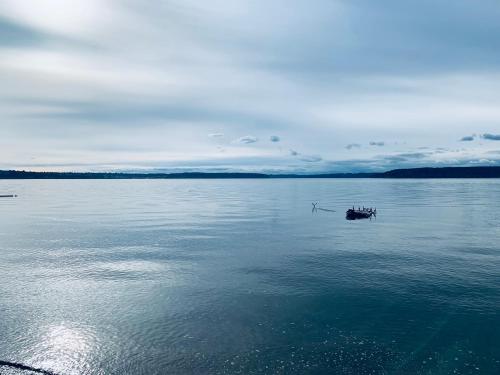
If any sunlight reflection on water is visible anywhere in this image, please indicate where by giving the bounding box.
[25,324,102,375]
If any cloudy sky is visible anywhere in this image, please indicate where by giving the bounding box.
[1,0,500,173]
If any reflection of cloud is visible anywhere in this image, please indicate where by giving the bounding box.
[369,141,385,146]
[269,135,280,142]
[482,133,500,141]
[234,135,258,144]
[346,144,361,150]
[459,135,475,141]
[208,133,224,138]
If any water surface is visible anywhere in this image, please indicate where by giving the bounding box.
[0,179,499,374]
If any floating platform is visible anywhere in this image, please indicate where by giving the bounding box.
[346,207,376,220]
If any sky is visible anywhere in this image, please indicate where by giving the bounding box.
[1,0,500,173]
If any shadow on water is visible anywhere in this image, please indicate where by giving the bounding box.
[0,361,59,375]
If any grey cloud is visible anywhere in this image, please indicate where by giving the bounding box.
[460,135,475,141]
[12,98,292,130]
[300,155,322,163]
[433,149,448,154]
[289,149,322,162]
[369,141,385,146]
[166,1,500,79]
[270,135,280,142]
[382,155,408,163]
[379,152,431,164]
[261,0,500,77]
[396,152,430,159]
[0,16,97,50]
[346,144,361,150]
[235,135,258,144]
[208,133,224,138]
[0,16,42,46]
[482,133,500,141]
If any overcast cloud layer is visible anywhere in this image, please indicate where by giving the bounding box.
[1,0,500,173]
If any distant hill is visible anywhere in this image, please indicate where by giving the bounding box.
[0,170,269,179]
[379,166,500,178]
[1,166,500,179]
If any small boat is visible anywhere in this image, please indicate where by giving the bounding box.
[346,207,376,220]
[0,195,16,198]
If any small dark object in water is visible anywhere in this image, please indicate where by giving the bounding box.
[346,207,376,220]
[0,194,16,198]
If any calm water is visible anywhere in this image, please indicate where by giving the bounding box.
[0,179,499,375]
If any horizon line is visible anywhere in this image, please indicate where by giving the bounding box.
[2,166,500,179]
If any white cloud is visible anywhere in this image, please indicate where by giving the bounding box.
[209,133,224,138]
[234,135,258,144]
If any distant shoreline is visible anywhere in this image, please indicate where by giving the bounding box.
[1,166,500,179]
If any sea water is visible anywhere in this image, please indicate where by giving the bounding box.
[0,179,499,374]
